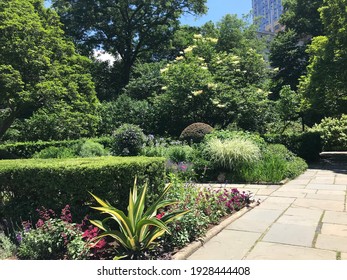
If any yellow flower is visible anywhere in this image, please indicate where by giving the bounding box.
[175,56,184,61]
[160,67,169,73]
[161,86,168,90]
[193,34,203,39]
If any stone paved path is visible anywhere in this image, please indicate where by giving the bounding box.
[188,160,347,260]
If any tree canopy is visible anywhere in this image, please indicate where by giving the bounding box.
[52,0,207,91]
[299,0,347,123]
[0,0,99,141]
[270,0,324,94]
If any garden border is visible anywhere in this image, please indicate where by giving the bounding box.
[172,201,259,260]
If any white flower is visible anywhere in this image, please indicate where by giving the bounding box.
[183,46,194,53]
[192,90,203,96]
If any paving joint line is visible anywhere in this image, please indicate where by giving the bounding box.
[312,210,325,248]
[242,199,295,260]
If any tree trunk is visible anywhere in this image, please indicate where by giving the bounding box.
[0,110,17,140]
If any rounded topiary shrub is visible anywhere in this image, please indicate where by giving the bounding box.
[111,124,146,156]
[179,123,213,143]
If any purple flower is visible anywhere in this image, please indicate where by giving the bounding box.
[16,233,22,243]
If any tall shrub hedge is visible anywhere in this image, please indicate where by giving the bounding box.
[0,137,112,159]
[263,132,322,162]
[0,157,165,223]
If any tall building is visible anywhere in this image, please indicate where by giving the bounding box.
[252,0,284,33]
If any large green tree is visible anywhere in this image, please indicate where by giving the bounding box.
[299,0,347,123]
[0,0,99,141]
[52,0,207,92]
[270,0,324,95]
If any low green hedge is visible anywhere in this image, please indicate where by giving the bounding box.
[263,132,322,162]
[0,156,165,223]
[0,137,112,159]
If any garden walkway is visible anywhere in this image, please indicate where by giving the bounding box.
[187,157,347,260]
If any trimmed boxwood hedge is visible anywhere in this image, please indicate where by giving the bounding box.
[0,137,112,159]
[0,156,165,223]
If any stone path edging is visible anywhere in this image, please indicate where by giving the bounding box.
[172,202,259,260]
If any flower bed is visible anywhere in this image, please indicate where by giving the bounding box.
[0,176,253,260]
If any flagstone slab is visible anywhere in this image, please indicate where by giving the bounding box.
[280,184,307,190]
[306,184,346,191]
[321,223,347,237]
[262,223,317,247]
[323,211,347,225]
[226,209,283,233]
[271,191,306,198]
[245,242,336,260]
[315,234,347,253]
[187,230,261,260]
[293,198,344,211]
[305,193,345,201]
[316,190,346,195]
[276,207,322,226]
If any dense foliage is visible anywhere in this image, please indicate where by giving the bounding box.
[0,157,165,222]
[0,0,99,141]
[52,0,207,93]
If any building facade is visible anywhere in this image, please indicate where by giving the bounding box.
[252,0,284,33]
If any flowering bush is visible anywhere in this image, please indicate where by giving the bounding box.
[16,205,108,260]
[164,175,252,250]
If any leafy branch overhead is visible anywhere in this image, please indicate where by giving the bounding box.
[52,0,208,85]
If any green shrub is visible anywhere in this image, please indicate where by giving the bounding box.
[0,137,113,159]
[0,156,165,222]
[33,146,77,159]
[312,115,347,151]
[78,140,108,157]
[205,130,266,147]
[112,124,146,156]
[98,95,154,135]
[263,132,322,162]
[166,145,194,163]
[204,138,261,171]
[239,144,308,183]
[179,123,213,143]
[0,232,16,259]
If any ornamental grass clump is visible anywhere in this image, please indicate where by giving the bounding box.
[205,138,261,171]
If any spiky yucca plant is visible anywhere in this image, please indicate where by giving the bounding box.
[89,179,188,259]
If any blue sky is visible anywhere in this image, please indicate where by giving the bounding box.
[45,1,253,26]
[180,0,252,26]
